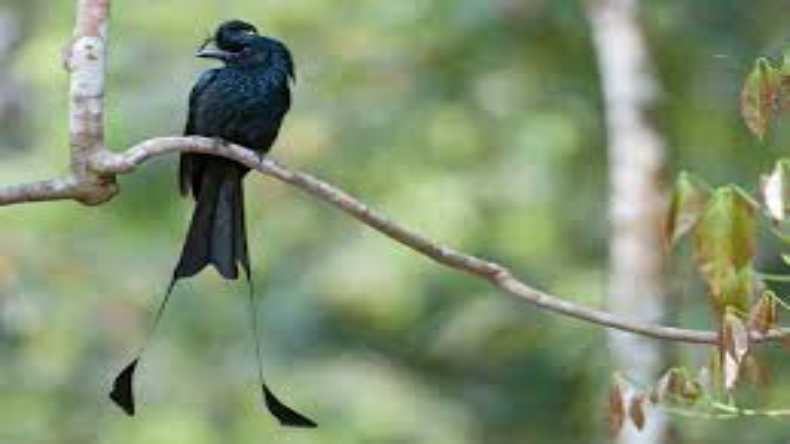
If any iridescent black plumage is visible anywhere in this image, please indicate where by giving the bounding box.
[110,20,314,428]
[178,21,294,278]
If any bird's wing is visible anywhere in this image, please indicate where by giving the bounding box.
[180,69,220,197]
[184,69,219,136]
[222,81,292,152]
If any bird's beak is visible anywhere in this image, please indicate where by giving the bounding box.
[196,48,233,60]
[195,37,233,61]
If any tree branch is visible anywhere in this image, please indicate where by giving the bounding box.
[64,0,116,205]
[5,135,785,347]
[0,177,82,206]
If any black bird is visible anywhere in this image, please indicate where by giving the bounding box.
[110,20,316,428]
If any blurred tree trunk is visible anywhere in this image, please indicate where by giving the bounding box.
[586,0,669,443]
[0,3,30,151]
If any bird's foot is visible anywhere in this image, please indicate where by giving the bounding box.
[255,151,268,166]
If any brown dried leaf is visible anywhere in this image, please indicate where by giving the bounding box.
[608,378,626,437]
[744,354,770,387]
[723,312,751,360]
[748,291,778,334]
[628,395,646,431]
[721,312,750,391]
[741,58,780,139]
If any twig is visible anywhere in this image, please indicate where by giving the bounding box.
[0,177,81,206]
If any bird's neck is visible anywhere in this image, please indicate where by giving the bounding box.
[229,53,293,85]
[267,49,295,83]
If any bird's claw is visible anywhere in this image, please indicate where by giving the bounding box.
[255,151,267,166]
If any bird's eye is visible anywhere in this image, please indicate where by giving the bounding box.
[243,29,256,35]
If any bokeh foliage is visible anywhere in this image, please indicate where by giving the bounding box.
[2,0,790,443]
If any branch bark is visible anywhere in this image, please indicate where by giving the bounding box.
[63,0,116,205]
[0,177,81,205]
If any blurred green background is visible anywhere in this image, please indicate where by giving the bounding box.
[1,1,790,443]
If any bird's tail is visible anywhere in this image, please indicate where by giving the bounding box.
[109,155,316,427]
[176,156,248,280]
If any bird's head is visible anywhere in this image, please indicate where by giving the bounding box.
[197,20,294,77]
[214,20,259,53]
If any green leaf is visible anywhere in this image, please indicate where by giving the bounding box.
[693,186,757,312]
[655,367,703,405]
[665,172,712,246]
[718,267,754,314]
[740,58,781,140]
[680,378,703,403]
